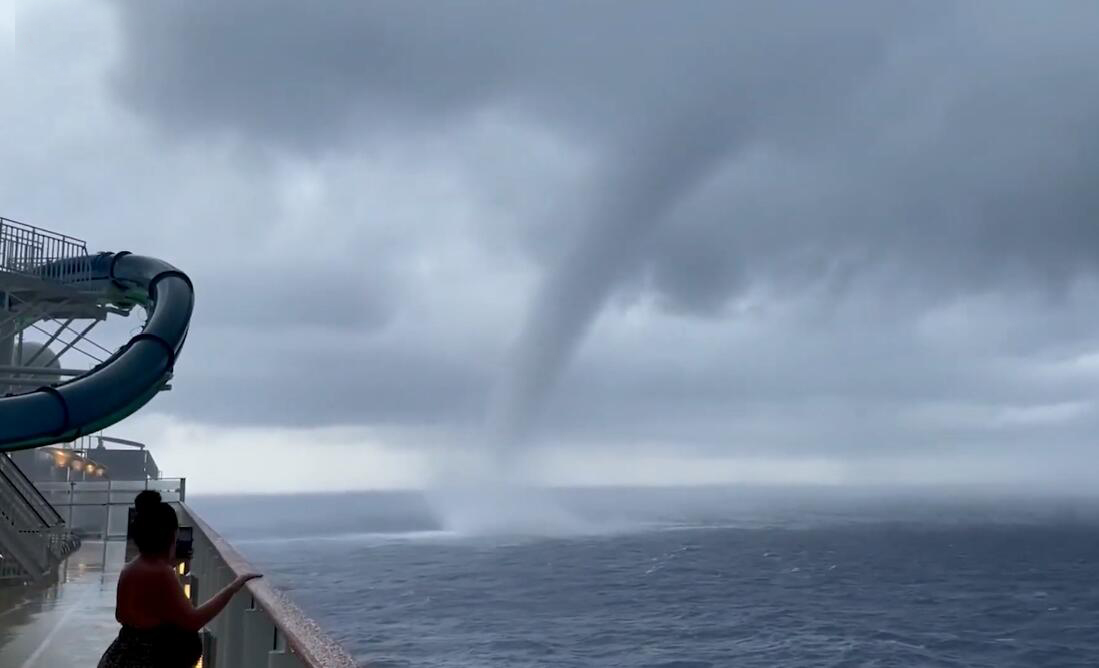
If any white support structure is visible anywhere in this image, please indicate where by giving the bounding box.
[0,217,117,396]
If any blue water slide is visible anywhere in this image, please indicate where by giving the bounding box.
[0,252,193,452]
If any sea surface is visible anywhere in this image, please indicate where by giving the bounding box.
[190,488,1099,667]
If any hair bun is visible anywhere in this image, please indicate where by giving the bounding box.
[134,490,163,514]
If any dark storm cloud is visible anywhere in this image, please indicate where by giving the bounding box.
[62,0,1099,470]
[644,25,1099,313]
[111,0,1099,306]
[112,1,932,150]
[111,0,948,443]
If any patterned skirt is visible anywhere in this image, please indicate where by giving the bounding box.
[98,625,202,668]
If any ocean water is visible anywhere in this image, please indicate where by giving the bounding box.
[190,488,1099,667]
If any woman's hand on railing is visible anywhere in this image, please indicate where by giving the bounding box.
[232,572,263,592]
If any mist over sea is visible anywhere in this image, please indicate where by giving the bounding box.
[191,488,1099,667]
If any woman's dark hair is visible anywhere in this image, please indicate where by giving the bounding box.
[132,490,178,556]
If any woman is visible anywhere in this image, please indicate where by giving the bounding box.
[98,491,261,668]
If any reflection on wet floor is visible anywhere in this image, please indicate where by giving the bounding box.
[0,541,127,668]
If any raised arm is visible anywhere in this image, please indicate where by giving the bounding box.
[160,568,262,632]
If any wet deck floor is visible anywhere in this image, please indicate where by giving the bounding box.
[0,541,127,668]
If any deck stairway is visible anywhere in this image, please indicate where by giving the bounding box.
[0,453,79,583]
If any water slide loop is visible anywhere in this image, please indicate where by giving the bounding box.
[0,253,194,452]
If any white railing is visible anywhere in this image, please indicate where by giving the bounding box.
[180,504,359,668]
[0,216,92,283]
[35,478,187,539]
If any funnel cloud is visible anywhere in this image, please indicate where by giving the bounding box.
[490,113,740,447]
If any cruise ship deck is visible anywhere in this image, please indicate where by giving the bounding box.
[0,540,125,667]
[0,506,358,668]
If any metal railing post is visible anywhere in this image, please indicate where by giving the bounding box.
[105,478,113,538]
[268,651,306,668]
[243,597,277,668]
[67,480,75,528]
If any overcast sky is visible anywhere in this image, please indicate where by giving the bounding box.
[4,1,1099,493]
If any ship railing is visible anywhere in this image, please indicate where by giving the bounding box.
[0,559,27,582]
[0,216,92,284]
[180,504,359,668]
[34,477,187,539]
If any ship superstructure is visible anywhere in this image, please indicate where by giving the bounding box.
[0,217,356,667]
